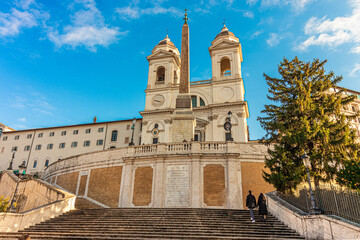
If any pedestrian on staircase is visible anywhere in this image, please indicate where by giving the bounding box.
[246,190,256,222]
[257,193,268,222]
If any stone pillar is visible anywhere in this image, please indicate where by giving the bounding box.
[171,20,195,142]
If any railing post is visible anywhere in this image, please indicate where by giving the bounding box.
[158,144,166,153]
[191,142,200,153]
[331,185,340,217]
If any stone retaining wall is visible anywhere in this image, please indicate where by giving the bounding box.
[266,192,360,240]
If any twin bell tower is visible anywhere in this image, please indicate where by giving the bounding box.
[140,10,248,144]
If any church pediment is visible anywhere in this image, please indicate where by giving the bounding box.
[209,39,240,52]
[147,50,180,64]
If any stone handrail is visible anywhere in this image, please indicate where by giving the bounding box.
[44,141,269,178]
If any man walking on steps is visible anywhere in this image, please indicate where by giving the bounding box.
[246,190,256,222]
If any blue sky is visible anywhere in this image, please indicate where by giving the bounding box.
[0,0,359,140]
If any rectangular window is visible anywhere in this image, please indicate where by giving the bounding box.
[15,135,20,140]
[96,139,103,146]
[126,125,130,130]
[98,127,104,133]
[38,133,43,138]
[71,142,78,148]
[139,137,141,145]
[27,134,32,139]
[12,146,18,151]
[35,144,41,150]
[73,130,79,135]
[24,145,30,151]
[61,131,66,136]
[140,123,142,131]
[2,136,7,141]
[47,144,53,150]
[152,138,158,144]
[83,141,90,147]
[59,143,65,149]
[85,129,91,134]
[49,132,55,137]
[225,132,232,141]
[124,137,129,144]
[191,96,197,107]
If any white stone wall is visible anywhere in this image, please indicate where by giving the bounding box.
[0,120,142,175]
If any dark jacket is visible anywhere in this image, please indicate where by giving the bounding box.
[258,196,268,215]
[246,194,256,209]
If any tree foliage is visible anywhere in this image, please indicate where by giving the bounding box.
[0,196,10,212]
[258,57,359,193]
[336,160,360,190]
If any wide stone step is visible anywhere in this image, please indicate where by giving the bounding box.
[31,222,288,230]
[23,227,298,235]
[2,231,305,239]
[0,234,305,240]
[0,208,304,239]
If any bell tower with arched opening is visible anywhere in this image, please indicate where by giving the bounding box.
[209,25,243,81]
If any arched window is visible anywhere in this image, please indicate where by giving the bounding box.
[156,67,165,82]
[109,146,116,149]
[220,58,231,76]
[33,160,37,168]
[200,97,205,106]
[45,159,49,167]
[111,130,118,141]
[174,71,178,84]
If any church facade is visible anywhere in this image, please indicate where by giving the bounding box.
[38,20,275,209]
[141,25,248,144]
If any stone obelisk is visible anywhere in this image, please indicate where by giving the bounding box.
[171,9,195,142]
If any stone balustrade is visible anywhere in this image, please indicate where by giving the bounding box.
[44,141,268,179]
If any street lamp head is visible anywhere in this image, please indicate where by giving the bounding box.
[132,118,136,124]
[301,153,310,168]
[18,162,26,170]
[228,111,232,118]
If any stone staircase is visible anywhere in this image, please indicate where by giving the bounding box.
[0,208,305,239]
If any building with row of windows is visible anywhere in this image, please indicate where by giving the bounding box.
[0,118,142,176]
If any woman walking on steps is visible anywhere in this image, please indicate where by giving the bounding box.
[246,190,257,222]
[258,193,268,222]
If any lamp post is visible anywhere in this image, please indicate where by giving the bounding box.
[224,111,233,141]
[8,162,26,212]
[129,118,136,146]
[301,153,321,215]
[7,148,17,170]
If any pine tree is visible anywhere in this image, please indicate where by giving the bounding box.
[258,57,359,193]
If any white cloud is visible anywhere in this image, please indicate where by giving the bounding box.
[0,0,48,38]
[10,87,55,117]
[243,10,255,18]
[350,63,360,76]
[298,0,360,53]
[251,30,263,39]
[266,33,283,46]
[17,117,26,122]
[247,0,315,12]
[116,4,182,20]
[48,0,125,51]
[246,0,259,5]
